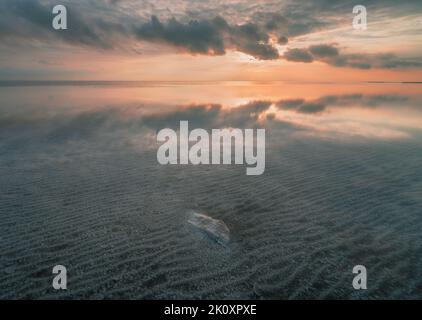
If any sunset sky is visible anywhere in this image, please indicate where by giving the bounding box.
[1,0,421,81]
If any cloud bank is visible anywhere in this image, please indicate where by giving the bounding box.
[0,0,284,60]
[282,45,422,69]
[0,0,421,70]
[135,16,280,60]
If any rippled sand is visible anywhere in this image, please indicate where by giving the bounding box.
[1,83,421,299]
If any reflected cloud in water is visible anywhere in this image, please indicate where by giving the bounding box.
[1,83,421,145]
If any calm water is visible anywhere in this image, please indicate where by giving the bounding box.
[0,82,421,299]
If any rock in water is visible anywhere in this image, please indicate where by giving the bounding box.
[188,212,230,245]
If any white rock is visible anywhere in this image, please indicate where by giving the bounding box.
[188,212,230,245]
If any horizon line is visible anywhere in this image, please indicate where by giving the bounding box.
[0,80,421,87]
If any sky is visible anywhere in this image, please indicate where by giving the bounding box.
[0,0,421,81]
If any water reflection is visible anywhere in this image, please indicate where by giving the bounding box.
[1,82,421,141]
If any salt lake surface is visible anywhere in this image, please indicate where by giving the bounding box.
[0,81,421,299]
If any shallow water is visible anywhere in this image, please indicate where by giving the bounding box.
[0,82,421,299]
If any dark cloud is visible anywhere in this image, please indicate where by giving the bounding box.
[283,48,314,63]
[135,16,226,55]
[228,22,279,60]
[326,52,422,70]
[135,16,280,60]
[309,44,339,58]
[278,36,288,45]
[282,44,422,69]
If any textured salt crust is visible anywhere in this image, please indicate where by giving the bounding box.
[1,105,422,299]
